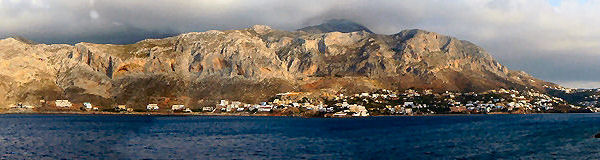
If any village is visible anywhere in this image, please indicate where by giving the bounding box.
[196,88,600,117]
[6,88,600,117]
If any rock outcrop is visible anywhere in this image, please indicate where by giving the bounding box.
[0,21,557,109]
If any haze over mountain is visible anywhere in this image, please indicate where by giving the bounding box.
[0,20,556,109]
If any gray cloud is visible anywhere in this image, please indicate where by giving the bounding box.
[1,0,599,88]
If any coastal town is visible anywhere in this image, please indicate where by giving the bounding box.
[6,87,600,117]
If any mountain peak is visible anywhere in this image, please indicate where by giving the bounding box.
[250,25,272,34]
[0,37,38,47]
[297,19,374,34]
[12,36,38,45]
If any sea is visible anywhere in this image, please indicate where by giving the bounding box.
[0,114,598,159]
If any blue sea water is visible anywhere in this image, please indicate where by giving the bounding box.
[0,114,598,159]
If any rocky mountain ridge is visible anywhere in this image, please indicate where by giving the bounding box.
[0,21,557,109]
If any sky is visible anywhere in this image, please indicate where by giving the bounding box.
[1,0,599,88]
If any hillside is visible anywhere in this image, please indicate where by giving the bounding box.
[0,21,557,109]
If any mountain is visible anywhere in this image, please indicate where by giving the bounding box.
[10,36,38,45]
[298,19,374,34]
[0,22,557,109]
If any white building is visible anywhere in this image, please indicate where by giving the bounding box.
[147,104,159,111]
[257,105,273,112]
[349,105,369,117]
[220,100,229,106]
[83,102,93,110]
[332,111,348,117]
[12,103,34,109]
[236,107,245,112]
[172,104,185,111]
[203,107,214,112]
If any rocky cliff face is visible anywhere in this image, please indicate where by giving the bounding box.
[0,21,556,109]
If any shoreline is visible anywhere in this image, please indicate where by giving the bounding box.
[0,111,596,117]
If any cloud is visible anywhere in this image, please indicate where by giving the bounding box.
[89,10,99,19]
[0,0,598,88]
[557,81,600,89]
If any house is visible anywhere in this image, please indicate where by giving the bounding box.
[236,107,245,112]
[332,111,348,117]
[318,107,327,112]
[393,106,404,114]
[404,108,413,115]
[326,107,334,112]
[403,102,414,107]
[147,104,159,111]
[372,94,380,98]
[450,106,467,113]
[172,105,185,111]
[230,101,242,107]
[305,104,319,110]
[387,107,396,113]
[257,105,273,112]
[220,100,229,106]
[341,102,349,108]
[349,105,369,116]
[12,103,34,109]
[203,107,214,112]
[184,108,193,113]
[55,100,72,107]
[226,102,241,112]
[115,105,127,111]
[352,110,369,117]
[226,105,235,112]
[83,102,93,110]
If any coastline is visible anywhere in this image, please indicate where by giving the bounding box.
[1,111,595,117]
